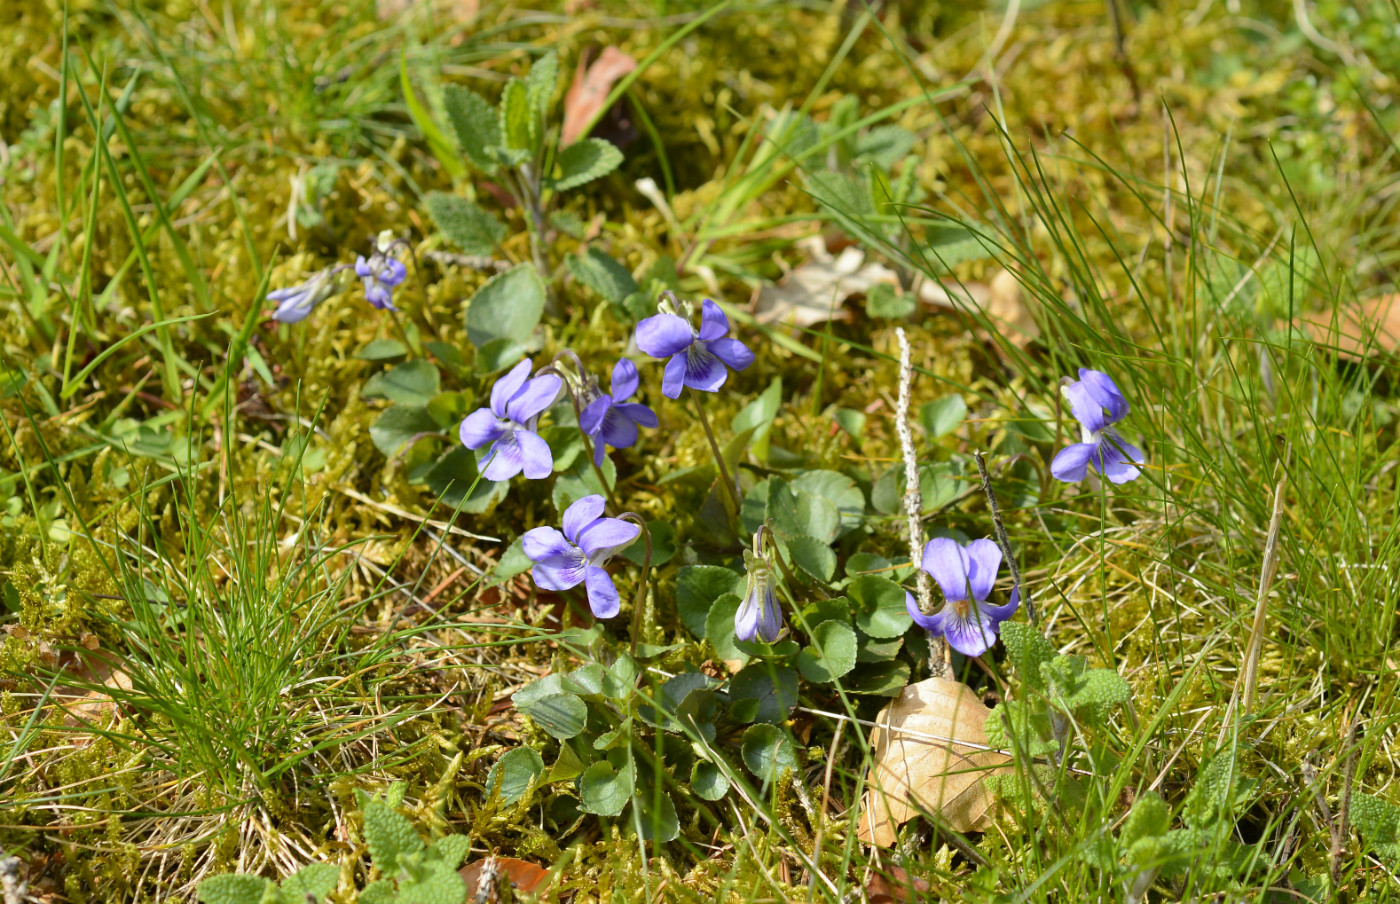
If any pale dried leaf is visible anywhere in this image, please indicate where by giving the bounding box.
[856,677,1011,845]
[755,236,900,328]
[918,267,1037,348]
[1287,293,1400,358]
[561,47,637,147]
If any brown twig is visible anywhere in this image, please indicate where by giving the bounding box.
[973,450,1034,626]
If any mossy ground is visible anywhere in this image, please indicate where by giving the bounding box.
[3,0,1400,901]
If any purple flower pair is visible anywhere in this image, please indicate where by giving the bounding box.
[1051,369,1144,485]
[635,299,754,398]
[355,250,407,311]
[580,359,657,465]
[459,358,562,481]
[523,495,640,619]
[905,537,1020,658]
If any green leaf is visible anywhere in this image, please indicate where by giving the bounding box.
[370,404,439,457]
[421,447,507,513]
[1351,793,1400,864]
[787,535,836,582]
[362,360,441,407]
[849,575,913,639]
[728,665,799,724]
[793,472,864,534]
[465,263,546,348]
[741,723,797,784]
[400,55,466,179]
[432,834,472,869]
[442,85,500,173]
[1000,622,1057,692]
[703,593,749,665]
[1182,753,1253,830]
[357,338,409,361]
[486,747,545,806]
[920,394,968,439]
[567,247,638,304]
[579,756,634,817]
[359,880,396,904]
[519,692,588,740]
[690,761,729,801]
[550,138,623,192]
[363,797,425,875]
[396,858,467,904]
[280,863,339,902]
[834,407,865,443]
[475,336,528,373]
[425,192,505,256]
[1042,655,1131,720]
[198,875,273,904]
[843,660,910,695]
[629,787,679,843]
[676,565,745,639]
[603,653,640,700]
[865,282,914,319]
[730,377,783,457]
[924,222,992,273]
[621,519,676,567]
[524,50,559,124]
[500,79,534,153]
[551,453,615,512]
[797,620,857,683]
[854,125,917,168]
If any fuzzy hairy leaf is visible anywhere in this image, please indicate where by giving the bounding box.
[550,138,623,192]
[567,247,637,303]
[358,880,396,904]
[500,79,534,153]
[1182,753,1254,830]
[442,85,500,173]
[524,50,559,124]
[197,875,274,904]
[1001,622,1057,692]
[1350,793,1400,864]
[396,859,467,904]
[1042,655,1131,721]
[364,797,425,875]
[425,192,505,256]
[280,863,339,902]
[432,834,472,869]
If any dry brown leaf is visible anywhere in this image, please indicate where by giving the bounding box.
[754,236,899,328]
[1287,293,1400,358]
[460,856,551,899]
[856,677,1011,846]
[918,267,1038,349]
[866,864,930,904]
[561,47,637,147]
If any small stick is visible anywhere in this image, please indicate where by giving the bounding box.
[973,450,1035,626]
[894,328,948,676]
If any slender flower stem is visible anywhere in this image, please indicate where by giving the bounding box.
[620,515,653,658]
[384,305,416,356]
[688,387,743,519]
[973,450,1035,626]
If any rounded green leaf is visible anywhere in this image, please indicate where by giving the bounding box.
[797,619,857,683]
[519,692,587,740]
[676,565,745,639]
[628,787,679,842]
[362,359,441,407]
[920,394,968,438]
[728,665,799,724]
[578,759,632,817]
[849,575,914,639]
[465,264,546,348]
[741,723,797,783]
[787,535,836,582]
[486,747,544,806]
[703,593,747,664]
[690,761,729,801]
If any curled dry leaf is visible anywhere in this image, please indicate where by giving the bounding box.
[856,677,1011,846]
[1285,293,1400,359]
[866,863,931,904]
[561,47,638,147]
[754,236,899,328]
[919,267,1038,349]
[460,856,551,900]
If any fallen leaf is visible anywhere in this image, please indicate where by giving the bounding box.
[918,266,1038,348]
[561,47,637,147]
[866,864,931,904]
[755,236,900,328]
[460,857,551,899]
[856,676,1011,845]
[1286,293,1400,359]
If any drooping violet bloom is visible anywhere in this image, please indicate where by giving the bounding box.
[459,358,562,481]
[1050,368,1144,485]
[522,494,640,619]
[735,548,783,643]
[634,297,754,399]
[355,233,408,310]
[905,537,1019,658]
[580,359,658,465]
[268,267,339,323]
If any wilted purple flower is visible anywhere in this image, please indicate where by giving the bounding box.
[459,358,561,481]
[522,494,640,619]
[905,537,1019,658]
[735,548,782,643]
[634,298,754,399]
[354,242,407,310]
[580,359,658,465]
[1051,368,1144,485]
[268,268,338,323]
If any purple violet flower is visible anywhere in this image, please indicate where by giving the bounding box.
[521,494,640,619]
[580,359,658,465]
[1050,368,1144,485]
[735,548,783,643]
[354,248,407,311]
[634,298,754,399]
[459,358,562,481]
[905,537,1019,658]
[268,268,338,323]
